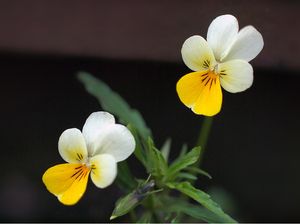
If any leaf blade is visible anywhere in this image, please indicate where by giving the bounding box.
[167,182,237,223]
[166,198,229,223]
[166,146,201,181]
[146,138,168,177]
[77,71,151,140]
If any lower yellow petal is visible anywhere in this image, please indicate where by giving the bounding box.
[176,71,222,116]
[42,163,90,205]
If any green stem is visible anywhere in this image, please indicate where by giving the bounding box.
[196,116,214,165]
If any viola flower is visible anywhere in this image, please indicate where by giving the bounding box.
[42,111,135,205]
[176,14,264,116]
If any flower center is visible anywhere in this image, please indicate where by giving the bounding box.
[200,70,218,90]
[81,158,97,174]
[208,62,226,78]
[72,164,90,181]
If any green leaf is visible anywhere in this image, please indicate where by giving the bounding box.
[116,161,137,192]
[185,166,212,179]
[161,138,171,162]
[173,202,228,223]
[111,179,156,220]
[146,138,168,177]
[178,143,188,158]
[77,71,151,140]
[110,191,140,220]
[163,195,230,223]
[177,172,198,181]
[166,146,201,181]
[208,186,237,215]
[166,182,237,223]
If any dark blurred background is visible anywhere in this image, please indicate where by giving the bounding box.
[1,0,300,222]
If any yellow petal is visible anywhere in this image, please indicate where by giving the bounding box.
[42,163,90,205]
[176,71,222,116]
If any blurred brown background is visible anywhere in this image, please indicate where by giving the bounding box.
[1,0,300,222]
[0,0,298,69]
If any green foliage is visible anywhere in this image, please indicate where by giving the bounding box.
[185,166,212,179]
[111,179,157,220]
[176,172,198,181]
[162,195,231,223]
[110,190,140,220]
[115,161,137,192]
[146,138,168,178]
[161,138,171,162]
[167,182,237,223]
[77,71,151,140]
[165,146,201,181]
[126,124,148,167]
[77,72,236,223]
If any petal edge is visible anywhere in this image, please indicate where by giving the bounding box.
[222,25,264,62]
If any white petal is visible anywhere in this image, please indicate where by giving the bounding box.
[207,14,239,61]
[90,154,117,188]
[222,25,264,62]
[219,60,253,93]
[58,128,88,163]
[82,111,115,155]
[181,35,215,71]
[93,124,135,162]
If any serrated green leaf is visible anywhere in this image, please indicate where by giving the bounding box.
[166,146,201,181]
[166,182,236,223]
[146,138,168,177]
[161,138,171,162]
[77,71,151,140]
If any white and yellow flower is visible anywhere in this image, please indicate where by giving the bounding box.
[42,111,135,205]
[176,14,264,116]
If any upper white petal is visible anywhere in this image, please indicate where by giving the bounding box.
[181,35,215,71]
[219,59,253,93]
[92,124,135,162]
[207,14,239,61]
[90,154,117,188]
[58,128,88,163]
[82,111,115,155]
[222,25,264,62]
